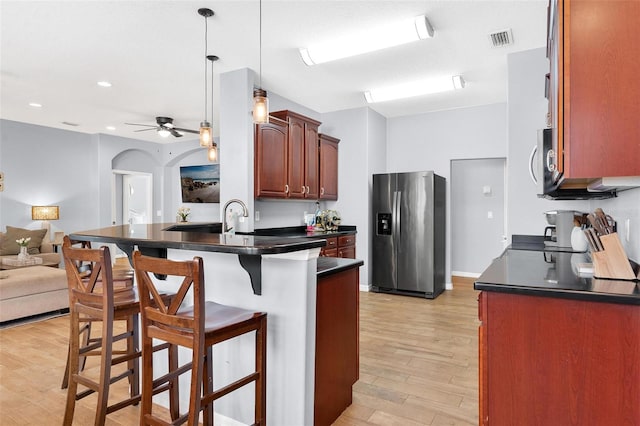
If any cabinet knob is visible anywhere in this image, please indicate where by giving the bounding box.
[320,187,325,195]
[302,186,306,194]
[285,184,289,193]
[306,186,310,194]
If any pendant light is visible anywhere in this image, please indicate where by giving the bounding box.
[207,54,219,162]
[198,8,214,147]
[252,0,269,124]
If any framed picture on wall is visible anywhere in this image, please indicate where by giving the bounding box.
[180,164,220,203]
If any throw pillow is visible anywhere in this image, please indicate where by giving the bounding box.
[2,226,48,255]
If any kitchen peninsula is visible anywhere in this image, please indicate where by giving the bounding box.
[70,222,362,426]
[475,248,639,425]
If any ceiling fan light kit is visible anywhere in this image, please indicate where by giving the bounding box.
[364,74,465,104]
[299,14,434,66]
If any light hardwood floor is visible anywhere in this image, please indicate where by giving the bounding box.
[0,280,479,425]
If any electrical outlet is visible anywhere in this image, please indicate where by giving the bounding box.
[255,210,260,221]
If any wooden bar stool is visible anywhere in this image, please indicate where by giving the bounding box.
[132,251,267,426]
[61,237,176,426]
[60,237,135,390]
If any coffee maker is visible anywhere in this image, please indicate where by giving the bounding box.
[544,210,581,249]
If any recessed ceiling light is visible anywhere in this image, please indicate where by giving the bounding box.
[97,81,112,87]
[299,15,434,66]
[28,102,42,108]
[364,75,465,103]
[106,126,116,131]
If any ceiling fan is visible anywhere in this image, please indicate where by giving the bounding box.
[125,116,198,138]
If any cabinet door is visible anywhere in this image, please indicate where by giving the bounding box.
[255,121,288,198]
[337,246,355,259]
[319,135,339,200]
[287,116,306,199]
[563,0,640,178]
[304,123,320,199]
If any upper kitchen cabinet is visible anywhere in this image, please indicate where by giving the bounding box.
[271,110,321,199]
[549,0,640,181]
[319,134,340,200]
[255,118,289,198]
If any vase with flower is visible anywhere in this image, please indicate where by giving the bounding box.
[16,237,31,261]
[177,206,191,223]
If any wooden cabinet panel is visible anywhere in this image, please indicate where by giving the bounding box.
[337,246,355,259]
[319,134,339,200]
[337,234,356,259]
[271,110,322,199]
[254,120,288,198]
[480,291,640,425]
[287,116,306,199]
[315,267,359,426]
[319,237,338,257]
[553,0,640,179]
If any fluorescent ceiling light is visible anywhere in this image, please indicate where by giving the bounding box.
[364,75,465,103]
[300,15,434,66]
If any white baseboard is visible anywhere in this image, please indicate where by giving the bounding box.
[359,284,369,292]
[451,271,481,278]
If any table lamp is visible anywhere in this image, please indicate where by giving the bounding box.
[32,205,60,241]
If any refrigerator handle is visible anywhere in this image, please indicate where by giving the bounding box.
[396,191,401,241]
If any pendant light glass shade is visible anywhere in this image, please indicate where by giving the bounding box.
[199,121,212,146]
[208,142,218,162]
[253,88,269,124]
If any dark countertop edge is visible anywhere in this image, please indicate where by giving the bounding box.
[475,280,640,306]
[68,232,325,256]
[317,258,364,278]
[253,225,357,238]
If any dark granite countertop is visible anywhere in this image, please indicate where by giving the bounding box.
[317,257,364,277]
[69,223,325,256]
[475,248,640,305]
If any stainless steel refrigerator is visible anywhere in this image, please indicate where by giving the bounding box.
[371,171,446,298]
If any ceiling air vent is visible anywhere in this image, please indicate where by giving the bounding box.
[489,28,513,48]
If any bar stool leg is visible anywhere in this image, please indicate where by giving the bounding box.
[255,316,267,426]
[63,310,81,426]
[126,314,140,400]
[168,344,180,421]
[203,346,214,425]
[95,316,114,425]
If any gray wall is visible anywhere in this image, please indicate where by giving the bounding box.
[506,47,590,236]
[386,103,508,282]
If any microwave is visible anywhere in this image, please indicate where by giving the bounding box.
[529,129,616,200]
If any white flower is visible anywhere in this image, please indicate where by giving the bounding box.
[177,206,191,220]
[16,237,31,246]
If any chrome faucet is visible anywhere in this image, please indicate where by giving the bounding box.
[222,198,249,233]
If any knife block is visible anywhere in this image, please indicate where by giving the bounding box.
[591,233,637,280]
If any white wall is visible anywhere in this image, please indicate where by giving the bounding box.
[386,103,508,283]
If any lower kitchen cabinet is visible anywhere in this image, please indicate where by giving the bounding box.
[315,262,360,426]
[337,234,355,259]
[478,291,640,425]
[319,234,356,258]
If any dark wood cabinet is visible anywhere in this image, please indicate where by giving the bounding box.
[315,265,359,426]
[479,291,640,425]
[270,110,321,199]
[337,235,355,259]
[254,118,289,198]
[319,234,355,259]
[550,0,640,181]
[319,134,339,200]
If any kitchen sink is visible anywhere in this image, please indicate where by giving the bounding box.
[163,222,223,233]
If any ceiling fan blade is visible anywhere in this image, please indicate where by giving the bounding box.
[133,128,156,132]
[174,127,199,134]
[125,122,157,128]
[169,129,183,138]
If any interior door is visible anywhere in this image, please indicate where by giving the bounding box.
[122,174,152,225]
[451,158,506,275]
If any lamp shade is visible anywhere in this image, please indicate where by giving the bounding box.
[32,205,59,220]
